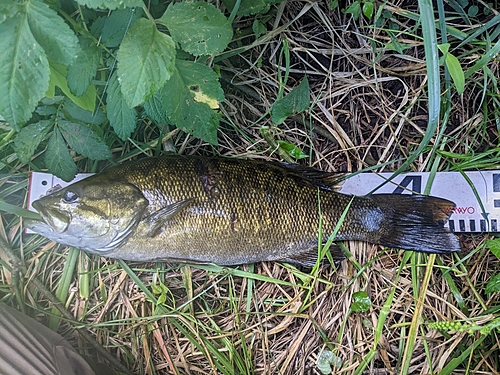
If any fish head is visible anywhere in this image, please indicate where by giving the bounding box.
[27,177,148,254]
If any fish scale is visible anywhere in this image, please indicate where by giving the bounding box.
[26,155,461,265]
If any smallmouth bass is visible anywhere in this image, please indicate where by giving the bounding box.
[26,155,461,266]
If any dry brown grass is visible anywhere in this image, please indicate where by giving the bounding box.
[1,0,500,374]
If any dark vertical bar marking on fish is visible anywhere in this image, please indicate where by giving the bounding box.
[492,219,498,232]
[493,174,500,192]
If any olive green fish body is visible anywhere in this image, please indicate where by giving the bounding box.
[27,156,460,265]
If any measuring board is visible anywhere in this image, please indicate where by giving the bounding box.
[27,170,500,233]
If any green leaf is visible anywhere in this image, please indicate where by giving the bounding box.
[46,62,96,112]
[76,0,143,10]
[0,0,23,24]
[67,37,101,96]
[271,76,310,125]
[486,238,500,258]
[106,71,137,140]
[159,2,233,56]
[63,100,107,126]
[317,350,343,374]
[45,128,77,181]
[362,1,374,19]
[26,0,79,65]
[277,140,308,160]
[252,19,266,39]
[101,8,143,48]
[13,120,53,163]
[117,18,176,107]
[161,59,224,144]
[144,92,171,127]
[485,273,500,294]
[58,120,111,160]
[343,1,361,19]
[0,11,50,129]
[350,291,371,313]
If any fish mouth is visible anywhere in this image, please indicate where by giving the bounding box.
[32,200,71,233]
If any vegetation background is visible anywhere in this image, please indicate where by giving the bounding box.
[1,0,500,374]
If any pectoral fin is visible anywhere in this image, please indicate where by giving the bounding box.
[142,198,195,237]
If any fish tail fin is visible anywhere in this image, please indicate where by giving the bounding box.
[369,194,461,254]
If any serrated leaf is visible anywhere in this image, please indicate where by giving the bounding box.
[58,120,111,160]
[76,0,143,10]
[271,76,310,125]
[0,0,23,23]
[67,37,101,96]
[63,100,107,125]
[46,62,96,112]
[144,92,171,127]
[26,0,79,65]
[117,18,176,107]
[45,128,77,181]
[13,120,53,163]
[0,12,50,129]
[485,273,500,294]
[159,2,232,56]
[102,8,142,48]
[161,60,223,144]
[106,71,137,140]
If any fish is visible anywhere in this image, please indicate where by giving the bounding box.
[26,155,461,266]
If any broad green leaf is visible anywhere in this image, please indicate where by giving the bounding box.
[0,0,22,23]
[486,238,500,258]
[45,128,77,181]
[143,92,171,127]
[46,62,96,112]
[159,2,233,56]
[161,60,224,144]
[485,273,500,294]
[271,76,310,125]
[63,100,107,125]
[362,1,374,19]
[58,120,111,160]
[350,291,371,313]
[444,52,465,94]
[26,0,79,65]
[67,37,101,96]
[101,8,142,48]
[117,18,176,107]
[13,120,53,163]
[106,71,137,140]
[0,12,49,129]
[76,0,143,10]
[221,0,271,16]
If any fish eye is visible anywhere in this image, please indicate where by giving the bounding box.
[63,190,79,203]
